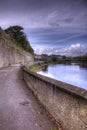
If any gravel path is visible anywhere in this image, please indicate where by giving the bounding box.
[0,66,57,130]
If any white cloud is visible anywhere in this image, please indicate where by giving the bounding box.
[34,43,87,56]
[71,43,81,48]
[66,43,87,56]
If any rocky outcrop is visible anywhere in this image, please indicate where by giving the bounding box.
[0,27,34,68]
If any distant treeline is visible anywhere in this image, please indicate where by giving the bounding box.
[72,54,87,61]
[34,53,87,64]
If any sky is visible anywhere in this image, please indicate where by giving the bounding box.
[0,0,87,56]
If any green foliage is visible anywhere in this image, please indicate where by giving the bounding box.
[28,63,48,72]
[73,54,87,61]
[62,55,66,59]
[52,127,58,130]
[28,64,42,71]
[5,25,34,54]
[50,55,58,62]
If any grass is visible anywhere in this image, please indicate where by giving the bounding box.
[28,63,48,72]
[53,127,57,130]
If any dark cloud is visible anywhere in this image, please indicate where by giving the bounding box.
[0,0,87,55]
[0,0,87,28]
[49,22,60,27]
[25,27,87,48]
[63,18,74,23]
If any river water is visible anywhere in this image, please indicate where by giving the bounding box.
[37,64,87,90]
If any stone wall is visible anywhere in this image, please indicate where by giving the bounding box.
[0,28,34,68]
[23,67,87,130]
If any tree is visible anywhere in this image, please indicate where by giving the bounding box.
[62,55,66,59]
[50,55,57,62]
[5,26,34,54]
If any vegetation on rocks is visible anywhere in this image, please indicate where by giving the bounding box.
[5,25,34,54]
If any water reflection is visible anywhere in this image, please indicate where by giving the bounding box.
[37,64,87,90]
[42,65,48,72]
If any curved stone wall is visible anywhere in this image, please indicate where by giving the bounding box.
[23,67,87,130]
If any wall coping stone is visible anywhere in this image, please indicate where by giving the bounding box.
[23,67,87,100]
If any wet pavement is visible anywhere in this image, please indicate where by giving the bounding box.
[0,66,57,130]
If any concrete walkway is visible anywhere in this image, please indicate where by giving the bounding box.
[0,66,57,130]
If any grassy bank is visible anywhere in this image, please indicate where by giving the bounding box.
[28,61,63,72]
[28,63,47,72]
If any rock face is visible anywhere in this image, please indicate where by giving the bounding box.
[0,27,34,68]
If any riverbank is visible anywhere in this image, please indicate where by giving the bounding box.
[27,62,48,72]
[27,61,62,72]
